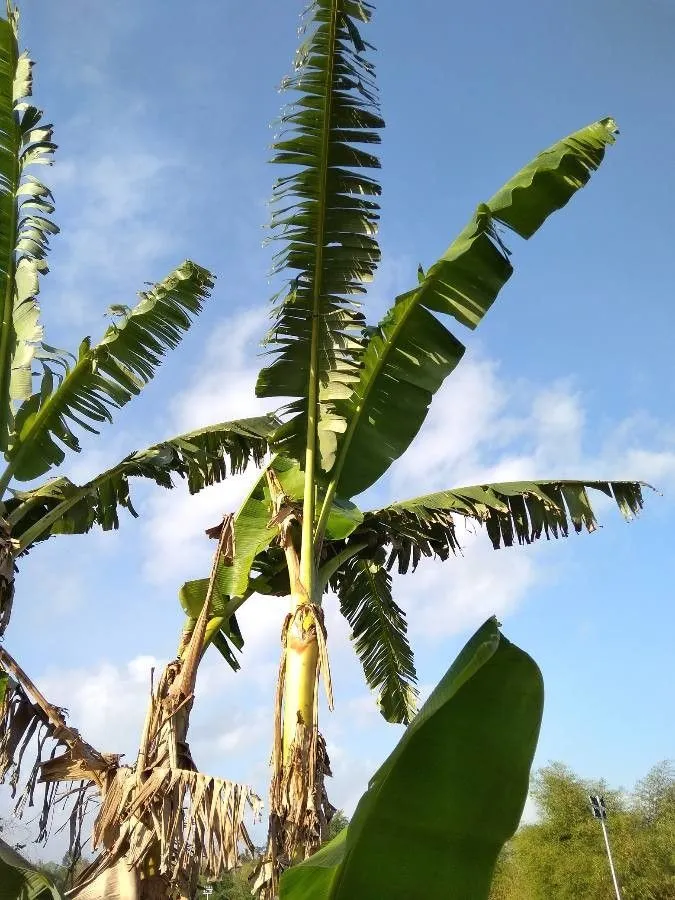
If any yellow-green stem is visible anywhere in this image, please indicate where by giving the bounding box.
[282,601,319,762]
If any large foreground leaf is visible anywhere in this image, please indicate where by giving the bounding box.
[280,617,543,899]
[0,837,63,900]
[326,118,618,501]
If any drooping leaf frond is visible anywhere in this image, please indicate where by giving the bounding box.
[359,479,644,574]
[6,415,275,550]
[330,549,418,725]
[0,8,59,450]
[4,261,214,482]
[332,298,465,500]
[307,478,642,722]
[179,575,245,672]
[256,0,383,474]
[325,119,619,500]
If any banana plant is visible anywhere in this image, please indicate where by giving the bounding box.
[0,3,276,636]
[173,0,645,893]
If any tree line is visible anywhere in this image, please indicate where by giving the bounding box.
[490,761,675,899]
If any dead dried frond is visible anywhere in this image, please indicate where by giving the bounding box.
[177,512,235,687]
[72,561,260,898]
[0,647,114,855]
[0,517,260,898]
[82,764,261,895]
[204,512,237,552]
[64,857,140,900]
[74,649,261,898]
[0,646,111,784]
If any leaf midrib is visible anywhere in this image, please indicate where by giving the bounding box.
[300,0,340,591]
[0,28,21,463]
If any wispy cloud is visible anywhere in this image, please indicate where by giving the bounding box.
[48,151,184,326]
[29,3,143,90]
[40,655,163,763]
[399,539,539,639]
[141,306,275,587]
[389,355,675,496]
[169,306,271,432]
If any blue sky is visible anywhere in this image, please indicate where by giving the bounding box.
[3,0,674,855]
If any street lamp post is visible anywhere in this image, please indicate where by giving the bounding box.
[589,794,622,900]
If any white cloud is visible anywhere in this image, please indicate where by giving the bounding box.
[521,793,539,825]
[389,358,510,496]
[400,538,539,640]
[141,306,276,587]
[33,3,142,87]
[169,307,270,432]
[141,476,255,586]
[390,354,675,496]
[39,654,163,762]
[323,740,383,816]
[375,354,675,641]
[50,151,183,324]
[41,571,87,617]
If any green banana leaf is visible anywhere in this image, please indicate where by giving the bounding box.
[280,617,543,899]
[0,838,63,900]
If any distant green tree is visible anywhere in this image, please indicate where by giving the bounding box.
[623,761,675,900]
[35,852,91,893]
[207,857,257,900]
[489,761,675,900]
[633,760,675,824]
[323,810,349,845]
